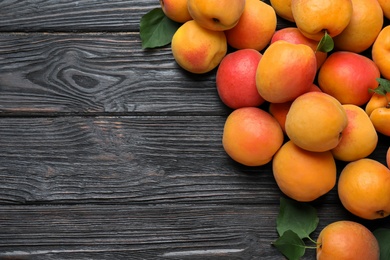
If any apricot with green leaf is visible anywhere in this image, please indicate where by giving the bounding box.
[318,51,380,106]
[366,78,390,136]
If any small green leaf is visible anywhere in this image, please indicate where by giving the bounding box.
[377,78,390,93]
[369,78,390,95]
[316,31,334,53]
[276,197,319,240]
[373,228,390,260]
[139,8,181,49]
[273,230,306,260]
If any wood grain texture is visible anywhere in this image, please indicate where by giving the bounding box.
[1,0,390,259]
[0,0,159,32]
[0,204,388,259]
[0,33,227,114]
[0,116,286,204]
[0,0,293,33]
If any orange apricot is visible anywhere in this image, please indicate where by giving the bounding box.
[222,107,284,166]
[272,140,337,202]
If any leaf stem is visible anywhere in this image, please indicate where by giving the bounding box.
[305,235,318,245]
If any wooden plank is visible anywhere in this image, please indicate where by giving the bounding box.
[0,0,159,32]
[0,0,293,33]
[0,116,389,205]
[0,116,282,204]
[0,33,226,114]
[0,204,388,259]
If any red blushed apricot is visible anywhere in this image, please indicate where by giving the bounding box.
[216,49,264,109]
[222,107,284,166]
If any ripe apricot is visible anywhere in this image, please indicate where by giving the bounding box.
[171,20,227,74]
[225,0,277,51]
[269,83,321,133]
[316,220,380,260]
[268,101,292,134]
[369,107,390,136]
[222,107,284,166]
[365,92,390,136]
[216,49,264,109]
[331,104,378,162]
[387,147,390,169]
[338,158,390,220]
[272,140,336,202]
[285,92,348,152]
[159,0,192,23]
[372,26,390,80]
[365,92,390,116]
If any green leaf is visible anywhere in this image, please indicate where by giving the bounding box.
[273,230,306,260]
[276,197,319,240]
[139,8,181,49]
[316,31,334,53]
[369,78,390,95]
[373,228,390,260]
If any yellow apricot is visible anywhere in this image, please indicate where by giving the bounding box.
[331,104,378,162]
[272,140,337,202]
[316,221,380,260]
[370,107,390,136]
[285,92,348,152]
[171,20,227,74]
[338,158,390,220]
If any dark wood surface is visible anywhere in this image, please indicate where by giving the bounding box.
[0,1,389,259]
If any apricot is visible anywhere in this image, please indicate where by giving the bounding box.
[365,92,390,116]
[269,84,321,133]
[256,40,317,103]
[387,146,390,168]
[377,0,390,19]
[159,0,192,23]
[216,49,264,109]
[333,0,383,53]
[370,107,390,136]
[225,0,277,51]
[285,92,348,152]
[272,140,337,202]
[171,20,227,74]
[187,0,246,31]
[318,51,380,106]
[331,104,378,162]
[316,220,380,260]
[270,0,294,22]
[338,158,390,220]
[268,101,292,134]
[365,92,390,136]
[222,107,284,166]
[372,26,390,80]
[291,0,353,41]
[271,27,327,70]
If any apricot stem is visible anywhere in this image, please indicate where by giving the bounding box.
[376,210,385,217]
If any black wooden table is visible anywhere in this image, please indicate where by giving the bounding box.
[0,1,389,259]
